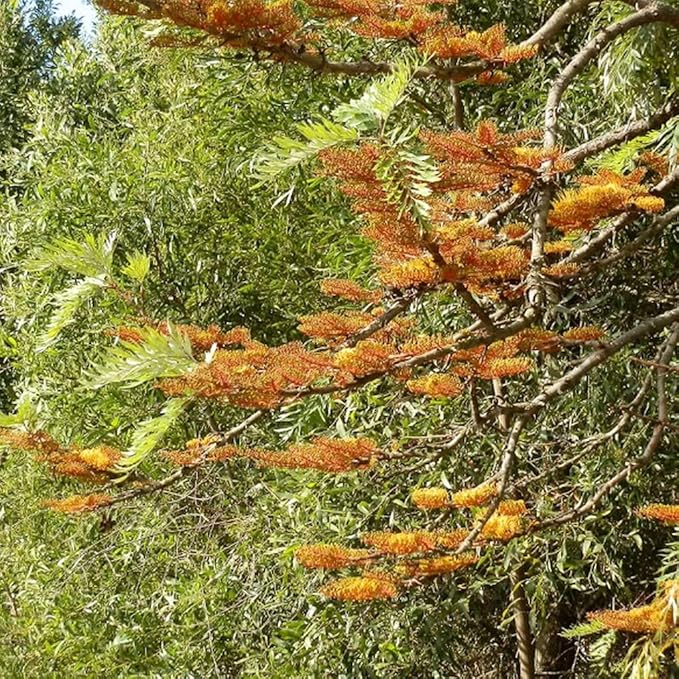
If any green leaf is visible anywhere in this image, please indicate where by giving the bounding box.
[27,231,116,277]
[374,147,440,224]
[88,323,196,389]
[116,396,190,470]
[332,56,423,132]
[254,118,359,181]
[37,275,107,352]
[560,619,606,638]
[121,250,151,283]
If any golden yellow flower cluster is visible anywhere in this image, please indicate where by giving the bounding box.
[43,493,114,514]
[295,544,374,569]
[451,482,498,508]
[411,487,451,510]
[636,504,679,525]
[398,553,478,577]
[319,573,399,601]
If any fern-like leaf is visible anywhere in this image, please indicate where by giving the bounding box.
[37,276,107,352]
[374,146,441,225]
[560,619,606,638]
[333,56,422,132]
[254,119,359,181]
[121,251,151,282]
[27,231,116,277]
[115,396,190,471]
[88,323,196,389]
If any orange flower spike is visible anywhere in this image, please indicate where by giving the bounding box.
[77,446,122,471]
[436,528,473,549]
[497,499,527,516]
[501,222,530,239]
[477,357,534,380]
[399,553,478,577]
[320,278,382,304]
[451,481,498,508]
[362,531,438,554]
[636,504,679,525]
[0,428,62,456]
[295,544,374,569]
[298,311,374,342]
[586,605,671,634]
[561,326,606,343]
[481,514,524,541]
[43,493,114,514]
[319,576,399,601]
[544,262,580,279]
[334,340,395,377]
[255,436,378,473]
[406,374,463,398]
[544,240,573,255]
[411,487,451,510]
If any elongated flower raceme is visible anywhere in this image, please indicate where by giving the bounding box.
[319,574,399,601]
[497,500,528,517]
[320,278,381,304]
[481,514,524,541]
[43,493,114,514]
[398,553,478,577]
[361,531,439,554]
[586,582,678,634]
[411,487,451,510]
[0,427,61,455]
[295,544,374,569]
[636,504,679,525]
[252,436,378,472]
[451,482,498,508]
[406,374,463,398]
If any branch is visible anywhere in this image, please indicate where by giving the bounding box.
[563,98,679,165]
[529,3,679,312]
[530,323,678,531]
[105,410,266,506]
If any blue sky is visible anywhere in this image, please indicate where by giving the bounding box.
[55,0,98,34]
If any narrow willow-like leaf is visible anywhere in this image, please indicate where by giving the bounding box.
[116,396,190,470]
[37,276,107,352]
[88,323,196,389]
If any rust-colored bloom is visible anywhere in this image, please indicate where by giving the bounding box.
[319,575,399,601]
[295,544,374,569]
[43,493,114,514]
[481,514,523,541]
[586,604,673,634]
[451,482,498,508]
[411,487,451,510]
[561,326,605,342]
[497,500,527,516]
[320,278,381,304]
[362,531,438,555]
[253,436,378,473]
[636,504,679,525]
[436,529,473,549]
[399,553,478,577]
[77,446,122,471]
[406,374,463,398]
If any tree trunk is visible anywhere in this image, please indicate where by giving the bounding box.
[510,565,535,679]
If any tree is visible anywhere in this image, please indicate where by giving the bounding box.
[2,0,678,676]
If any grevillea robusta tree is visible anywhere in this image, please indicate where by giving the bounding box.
[2,1,678,676]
